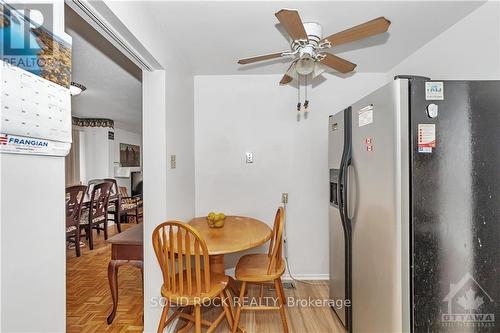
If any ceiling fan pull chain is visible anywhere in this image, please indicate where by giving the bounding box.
[304,75,309,112]
[297,76,302,112]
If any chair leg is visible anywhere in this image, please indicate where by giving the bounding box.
[194,304,202,333]
[157,300,170,333]
[259,283,264,305]
[88,224,94,250]
[115,204,122,233]
[75,229,81,257]
[274,278,289,333]
[135,207,139,223]
[221,291,233,330]
[232,281,246,333]
[103,219,108,240]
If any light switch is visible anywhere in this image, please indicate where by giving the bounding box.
[170,155,176,169]
[246,152,254,164]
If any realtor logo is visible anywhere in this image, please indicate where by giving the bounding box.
[0,134,8,145]
[442,272,495,329]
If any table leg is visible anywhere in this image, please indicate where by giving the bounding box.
[107,260,120,324]
[107,259,143,324]
[209,255,246,332]
[209,255,225,275]
[209,255,240,296]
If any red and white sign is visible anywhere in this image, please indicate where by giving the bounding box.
[418,124,436,153]
[0,133,70,156]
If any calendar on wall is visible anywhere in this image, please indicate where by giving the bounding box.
[0,1,72,156]
[1,61,71,141]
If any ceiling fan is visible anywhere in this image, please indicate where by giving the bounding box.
[238,9,391,86]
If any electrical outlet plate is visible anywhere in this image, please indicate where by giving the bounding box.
[282,193,289,204]
[170,155,176,169]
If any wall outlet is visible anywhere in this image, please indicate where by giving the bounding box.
[170,155,176,169]
[282,193,288,204]
[246,152,254,164]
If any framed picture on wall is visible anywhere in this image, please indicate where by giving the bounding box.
[120,143,140,167]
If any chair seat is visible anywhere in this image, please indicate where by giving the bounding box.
[79,210,106,225]
[235,253,286,282]
[161,270,228,305]
[108,203,137,212]
[66,225,77,233]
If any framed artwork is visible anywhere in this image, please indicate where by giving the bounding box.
[120,143,140,167]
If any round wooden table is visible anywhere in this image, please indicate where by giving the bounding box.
[189,216,272,273]
[189,216,272,296]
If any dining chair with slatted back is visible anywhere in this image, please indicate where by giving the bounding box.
[117,185,141,224]
[86,178,104,195]
[103,178,122,232]
[152,221,233,333]
[65,185,87,257]
[232,207,288,333]
[80,181,112,250]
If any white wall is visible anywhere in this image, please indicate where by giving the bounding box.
[194,74,387,278]
[0,1,67,332]
[77,126,142,192]
[102,3,196,332]
[387,1,500,80]
[80,126,109,183]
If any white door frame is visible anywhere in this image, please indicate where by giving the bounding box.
[64,2,168,332]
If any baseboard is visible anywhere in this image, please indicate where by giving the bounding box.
[282,273,329,281]
[224,268,329,281]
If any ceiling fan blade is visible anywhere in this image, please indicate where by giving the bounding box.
[238,52,285,65]
[319,53,357,73]
[275,9,308,41]
[321,17,391,47]
[279,62,297,85]
[280,74,293,85]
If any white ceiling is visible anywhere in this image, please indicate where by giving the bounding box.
[65,5,142,133]
[144,1,484,75]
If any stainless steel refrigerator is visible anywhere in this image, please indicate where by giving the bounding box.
[328,77,500,332]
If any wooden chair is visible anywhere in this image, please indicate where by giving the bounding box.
[86,178,104,195]
[80,181,112,250]
[118,185,142,223]
[232,207,288,333]
[103,178,122,233]
[65,185,87,257]
[152,221,233,333]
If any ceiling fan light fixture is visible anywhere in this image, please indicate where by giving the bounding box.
[70,82,86,96]
[296,56,315,76]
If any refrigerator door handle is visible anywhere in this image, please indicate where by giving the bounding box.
[346,164,357,221]
[340,107,353,229]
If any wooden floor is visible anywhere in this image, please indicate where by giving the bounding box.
[67,224,344,333]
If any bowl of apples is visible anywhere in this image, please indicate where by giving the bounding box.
[207,212,226,228]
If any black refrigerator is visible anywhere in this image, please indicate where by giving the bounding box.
[328,77,500,332]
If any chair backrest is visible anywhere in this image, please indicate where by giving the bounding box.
[152,221,211,298]
[86,178,104,195]
[267,207,285,275]
[118,186,128,198]
[89,181,112,222]
[65,185,87,227]
[103,178,119,200]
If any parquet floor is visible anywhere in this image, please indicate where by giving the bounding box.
[66,224,344,333]
[66,224,143,333]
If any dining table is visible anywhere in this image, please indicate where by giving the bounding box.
[106,223,143,324]
[188,215,272,295]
